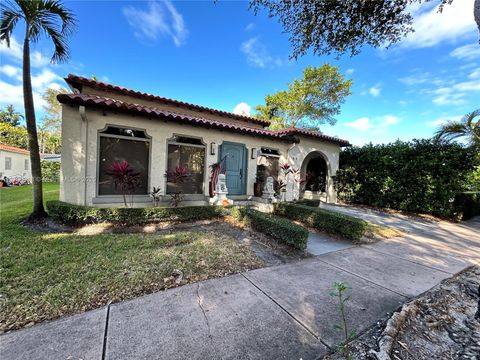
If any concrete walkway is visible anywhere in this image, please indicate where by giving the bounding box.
[1,213,479,360]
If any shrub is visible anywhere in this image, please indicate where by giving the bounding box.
[336,140,479,219]
[275,203,368,242]
[229,206,308,250]
[454,192,480,220]
[295,199,320,207]
[41,160,60,182]
[46,201,225,226]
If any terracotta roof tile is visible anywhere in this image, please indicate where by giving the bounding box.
[0,143,30,155]
[65,74,271,127]
[57,93,351,146]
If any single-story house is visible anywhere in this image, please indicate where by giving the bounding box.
[0,144,31,181]
[57,74,350,207]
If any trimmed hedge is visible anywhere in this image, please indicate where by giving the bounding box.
[46,200,225,226]
[275,203,368,242]
[295,199,321,207]
[454,192,480,220]
[229,207,308,250]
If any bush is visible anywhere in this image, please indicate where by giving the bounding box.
[275,203,368,242]
[41,160,61,182]
[337,140,479,219]
[46,201,225,226]
[229,206,308,250]
[295,199,320,207]
[454,192,480,220]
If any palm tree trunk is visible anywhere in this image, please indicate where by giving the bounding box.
[475,0,480,39]
[23,31,47,220]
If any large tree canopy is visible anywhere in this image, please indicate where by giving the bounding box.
[0,104,23,126]
[255,65,352,131]
[249,0,474,58]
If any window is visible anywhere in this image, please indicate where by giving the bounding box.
[5,157,12,170]
[255,148,280,194]
[167,136,205,194]
[24,159,29,170]
[98,126,150,196]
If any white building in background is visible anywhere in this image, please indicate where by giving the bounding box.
[0,144,31,181]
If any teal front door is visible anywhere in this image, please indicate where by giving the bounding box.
[221,142,246,195]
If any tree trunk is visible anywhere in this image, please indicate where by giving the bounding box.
[23,33,47,220]
[475,0,480,40]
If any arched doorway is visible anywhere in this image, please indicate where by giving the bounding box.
[300,151,329,200]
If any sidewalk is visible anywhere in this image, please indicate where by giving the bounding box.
[1,215,479,360]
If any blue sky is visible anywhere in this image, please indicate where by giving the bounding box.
[0,0,479,145]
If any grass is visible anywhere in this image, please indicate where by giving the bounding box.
[0,184,262,332]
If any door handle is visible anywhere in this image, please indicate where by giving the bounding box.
[240,168,243,179]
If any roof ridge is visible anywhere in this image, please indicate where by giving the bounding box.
[65,74,270,127]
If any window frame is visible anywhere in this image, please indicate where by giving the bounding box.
[24,159,29,171]
[166,134,207,196]
[5,157,12,170]
[96,124,152,198]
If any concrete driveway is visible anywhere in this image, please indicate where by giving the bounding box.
[1,212,479,360]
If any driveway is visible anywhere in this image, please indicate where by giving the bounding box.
[1,210,479,360]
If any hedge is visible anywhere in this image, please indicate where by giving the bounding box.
[454,192,480,220]
[46,201,225,226]
[229,207,308,250]
[275,203,368,242]
[41,160,60,183]
[294,199,320,207]
[337,140,480,219]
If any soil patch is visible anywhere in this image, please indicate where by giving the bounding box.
[323,266,480,360]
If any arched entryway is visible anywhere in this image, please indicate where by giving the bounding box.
[300,151,330,201]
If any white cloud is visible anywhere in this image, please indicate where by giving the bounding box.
[123,0,188,47]
[383,115,398,126]
[240,37,284,68]
[31,69,63,89]
[245,23,255,31]
[469,68,480,79]
[0,64,21,79]
[428,115,463,127]
[432,87,466,106]
[401,0,477,48]
[232,102,251,116]
[0,36,50,67]
[344,117,373,131]
[344,115,399,132]
[450,43,480,60]
[368,84,381,97]
[345,68,355,75]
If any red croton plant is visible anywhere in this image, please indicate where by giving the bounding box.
[106,160,141,207]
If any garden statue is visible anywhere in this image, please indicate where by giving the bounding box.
[210,174,232,205]
[262,176,276,200]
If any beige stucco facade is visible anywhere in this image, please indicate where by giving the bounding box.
[59,77,346,208]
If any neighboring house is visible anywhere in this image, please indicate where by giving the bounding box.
[58,74,350,207]
[0,144,31,181]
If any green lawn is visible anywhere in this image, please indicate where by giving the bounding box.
[0,184,262,332]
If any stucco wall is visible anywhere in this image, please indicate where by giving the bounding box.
[0,150,31,180]
[60,103,342,207]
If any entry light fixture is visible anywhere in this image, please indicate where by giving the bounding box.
[210,142,216,155]
[251,148,257,159]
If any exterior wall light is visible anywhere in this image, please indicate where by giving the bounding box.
[210,142,216,155]
[251,148,257,159]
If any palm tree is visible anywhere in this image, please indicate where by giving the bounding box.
[0,0,76,220]
[435,109,480,147]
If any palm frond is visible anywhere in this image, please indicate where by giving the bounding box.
[0,1,23,45]
[435,109,480,146]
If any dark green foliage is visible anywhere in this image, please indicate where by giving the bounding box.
[275,203,368,242]
[41,161,60,182]
[46,201,225,226]
[295,199,321,207]
[454,192,480,220]
[229,206,308,250]
[337,140,480,219]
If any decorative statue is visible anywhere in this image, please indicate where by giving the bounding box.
[262,176,276,200]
